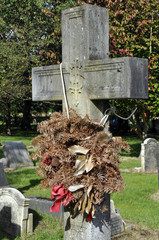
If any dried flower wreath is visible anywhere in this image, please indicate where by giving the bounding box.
[32,110,130,221]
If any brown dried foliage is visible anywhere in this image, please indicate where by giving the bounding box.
[33,110,130,205]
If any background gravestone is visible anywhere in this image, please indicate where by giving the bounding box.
[0,187,33,236]
[0,163,8,186]
[2,141,34,169]
[110,200,125,236]
[141,138,159,172]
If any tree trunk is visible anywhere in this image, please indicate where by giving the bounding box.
[133,114,149,142]
[21,100,32,129]
[5,98,12,135]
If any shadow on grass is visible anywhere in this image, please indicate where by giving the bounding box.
[0,210,42,239]
[6,168,42,195]
[29,209,43,231]
[18,179,41,194]
[0,225,15,240]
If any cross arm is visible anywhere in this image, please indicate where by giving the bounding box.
[84,57,148,99]
[32,65,69,101]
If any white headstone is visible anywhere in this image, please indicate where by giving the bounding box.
[141,138,159,172]
[0,187,33,236]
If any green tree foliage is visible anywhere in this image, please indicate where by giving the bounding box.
[0,0,55,132]
[0,0,78,133]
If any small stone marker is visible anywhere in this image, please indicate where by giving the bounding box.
[110,200,124,236]
[32,4,148,240]
[0,163,8,186]
[0,187,33,236]
[2,141,34,169]
[141,138,159,172]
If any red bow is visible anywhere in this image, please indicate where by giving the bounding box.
[50,185,74,212]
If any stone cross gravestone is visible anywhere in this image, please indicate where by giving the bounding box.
[2,141,34,169]
[0,187,33,236]
[141,138,159,172]
[32,4,148,240]
[32,4,148,120]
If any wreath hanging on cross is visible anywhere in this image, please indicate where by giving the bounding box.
[32,110,129,221]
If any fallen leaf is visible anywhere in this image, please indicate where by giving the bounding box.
[68,185,84,192]
[85,155,94,173]
[68,145,89,155]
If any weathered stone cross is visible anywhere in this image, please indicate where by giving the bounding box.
[32,4,148,240]
[32,4,148,120]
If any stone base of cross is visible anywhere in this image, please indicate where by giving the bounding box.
[32,4,148,240]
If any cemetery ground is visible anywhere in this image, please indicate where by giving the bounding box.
[0,127,159,239]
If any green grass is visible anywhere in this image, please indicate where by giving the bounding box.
[6,167,50,198]
[121,136,142,157]
[112,172,159,230]
[119,158,141,169]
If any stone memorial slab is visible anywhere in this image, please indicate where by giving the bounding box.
[28,196,64,222]
[2,141,34,169]
[64,194,110,240]
[0,163,8,186]
[110,200,124,236]
[0,187,33,236]
[141,138,159,172]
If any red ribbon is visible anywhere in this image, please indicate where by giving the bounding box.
[50,185,74,212]
[87,212,92,222]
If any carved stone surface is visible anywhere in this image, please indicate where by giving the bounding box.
[141,138,159,172]
[85,57,148,99]
[62,4,109,69]
[2,141,34,169]
[0,163,8,186]
[0,187,33,236]
[32,4,148,120]
[64,194,111,240]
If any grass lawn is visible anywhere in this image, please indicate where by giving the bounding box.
[112,172,159,229]
[6,168,51,198]
[0,129,159,238]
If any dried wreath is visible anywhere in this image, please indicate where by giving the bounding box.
[32,110,130,221]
